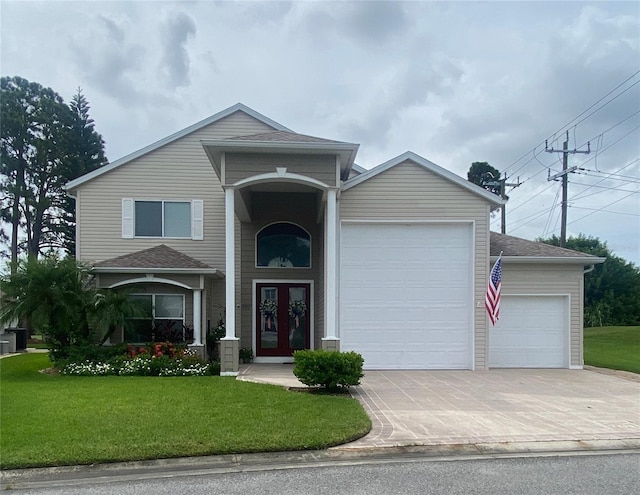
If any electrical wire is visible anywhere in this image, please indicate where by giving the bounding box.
[502,70,640,176]
[572,157,640,201]
[567,190,639,226]
[569,206,640,217]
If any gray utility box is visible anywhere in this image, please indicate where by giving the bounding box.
[0,332,17,354]
[4,328,27,351]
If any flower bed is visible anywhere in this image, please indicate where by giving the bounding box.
[60,342,218,377]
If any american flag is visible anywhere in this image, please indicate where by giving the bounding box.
[485,257,502,325]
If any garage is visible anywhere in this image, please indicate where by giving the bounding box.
[489,295,569,368]
[339,222,473,370]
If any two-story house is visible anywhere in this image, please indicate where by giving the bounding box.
[65,103,603,375]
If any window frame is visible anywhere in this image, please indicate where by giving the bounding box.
[134,200,191,239]
[255,222,312,269]
[124,293,186,343]
[122,198,203,240]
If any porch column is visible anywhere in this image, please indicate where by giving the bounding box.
[322,188,340,351]
[221,187,239,375]
[192,289,202,345]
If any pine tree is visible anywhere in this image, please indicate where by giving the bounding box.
[0,78,108,269]
[60,88,108,256]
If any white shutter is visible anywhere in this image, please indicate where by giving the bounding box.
[122,198,134,238]
[191,199,204,240]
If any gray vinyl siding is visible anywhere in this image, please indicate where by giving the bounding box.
[225,153,337,187]
[339,160,492,369]
[239,192,323,350]
[501,263,584,367]
[76,111,275,267]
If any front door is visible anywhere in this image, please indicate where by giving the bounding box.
[256,282,311,357]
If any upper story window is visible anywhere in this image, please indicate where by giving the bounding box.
[122,198,203,240]
[257,222,311,268]
[135,201,190,237]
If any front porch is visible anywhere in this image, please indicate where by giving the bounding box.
[202,135,359,375]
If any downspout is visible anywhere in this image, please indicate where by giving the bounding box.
[583,265,595,274]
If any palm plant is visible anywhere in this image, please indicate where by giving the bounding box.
[0,256,93,360]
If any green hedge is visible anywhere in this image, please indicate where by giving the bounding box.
[293,350,364,391]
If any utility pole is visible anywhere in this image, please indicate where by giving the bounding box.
[546,131,590,247]
[485,176,522,234]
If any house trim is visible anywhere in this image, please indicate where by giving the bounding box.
[95,267,222,276]
[233,171,331,190]
[108,277,194,290]
[494,256,606,264]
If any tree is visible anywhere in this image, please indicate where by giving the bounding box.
[1,76,72,270]
[467,162,502,195]
[0,77,107,269]
[538,234,640,326]
[60,88,108,257]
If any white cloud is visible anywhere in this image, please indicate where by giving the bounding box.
[1,0,638,263]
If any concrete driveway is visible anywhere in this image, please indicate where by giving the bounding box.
[238,365,640,451]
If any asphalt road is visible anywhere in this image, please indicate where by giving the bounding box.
[6,452,639,494]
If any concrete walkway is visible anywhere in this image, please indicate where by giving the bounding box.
[238,364,640,451]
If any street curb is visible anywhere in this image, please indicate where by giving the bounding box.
[2,438,639,490]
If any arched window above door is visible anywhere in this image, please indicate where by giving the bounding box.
[257,223,311,268]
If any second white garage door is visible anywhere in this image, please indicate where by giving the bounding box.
[340,223,473,370]
[489,295,568,368]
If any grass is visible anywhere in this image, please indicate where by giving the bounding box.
[0,354,371,469]
[584,326,640,374]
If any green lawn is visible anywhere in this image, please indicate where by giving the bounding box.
[584,326,640,374]
[0,354,371,469]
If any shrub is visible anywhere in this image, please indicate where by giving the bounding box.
[293,350,364,391]
[60,342,214,377]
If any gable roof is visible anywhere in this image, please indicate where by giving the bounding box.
[342,151,505,207]
[201,132,359,182]
[64,103,291,192]
[93,244,220,274]
[490,232,606,265]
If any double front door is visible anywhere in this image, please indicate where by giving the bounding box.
[256,282,311,356]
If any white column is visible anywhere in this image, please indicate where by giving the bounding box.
[192,289,202,345]
[325,188,337,339]
[224,188,236,339]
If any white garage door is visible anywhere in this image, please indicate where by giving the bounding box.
[489,296,568,368]
[340,223,473,370]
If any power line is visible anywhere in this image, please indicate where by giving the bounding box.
[503,70,640,176]
[576,110,640,151]
[574,123,640,169]
[572,157,640,201]
[570,182,640,195]
[567,80,640,133]
[569,205,640,217]
[567,190,639,226]
[543,184,562,237]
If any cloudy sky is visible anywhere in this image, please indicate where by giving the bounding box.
[2,0,639,264]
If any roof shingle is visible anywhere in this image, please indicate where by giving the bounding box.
[490,232,600,259]
[95,245,212,270]
[228,130,344,144]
